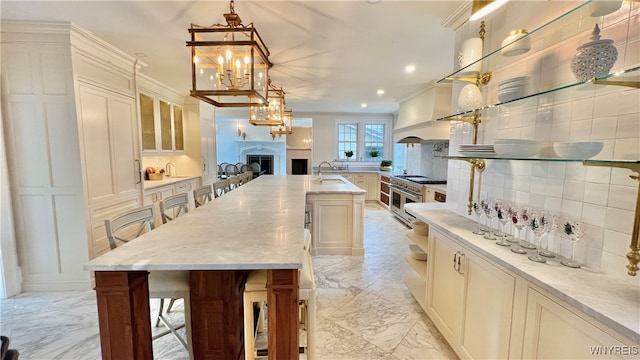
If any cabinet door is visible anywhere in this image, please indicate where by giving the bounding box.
[160,99,173,151]
[200,107,217,184]
[459,251,515,359]
[522,288,629,359]
[426,229,465,343]
[173,105,184,151]
[139,93,156,150]
[78,84,140,205]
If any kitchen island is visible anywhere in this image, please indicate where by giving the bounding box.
[85,175,364,360]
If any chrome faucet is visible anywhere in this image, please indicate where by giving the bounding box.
[317,161,332,176]
[165,162,176,177]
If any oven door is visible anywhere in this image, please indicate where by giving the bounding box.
[389,186,422,224]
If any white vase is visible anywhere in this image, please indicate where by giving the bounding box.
[458,37,483,74]
[501,29,531,57]
[570,24,618,82]
[457,83,482,111]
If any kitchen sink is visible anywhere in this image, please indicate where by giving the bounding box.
[319,179,345,184]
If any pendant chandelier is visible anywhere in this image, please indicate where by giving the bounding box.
[270,109,293,135]
[249,79,286,126]
[187,0,272,107]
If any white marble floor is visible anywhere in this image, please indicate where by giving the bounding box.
[0,203,456,360]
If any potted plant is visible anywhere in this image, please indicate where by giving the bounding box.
[380,160,393,171]
[368,149,379,159]
[344,150,354,159]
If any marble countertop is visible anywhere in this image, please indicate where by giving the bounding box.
[311,167,393,175]
[144,175,200,190]
[86,175,364,272]
[405,203,640,343]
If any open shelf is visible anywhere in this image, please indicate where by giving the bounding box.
[439,0,594,84]
[444,156,640,166]
[404,254,427,280]
[436,66,640,122]
[403,273,426,310]
[405,230,428,253]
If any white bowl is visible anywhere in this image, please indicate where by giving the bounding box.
[498,88,526,102]
[411,221,429,236]
[553,141,604,159]
[494,140,542,157]
[409,244,427,261]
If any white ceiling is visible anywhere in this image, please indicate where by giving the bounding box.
[1,0,466,115]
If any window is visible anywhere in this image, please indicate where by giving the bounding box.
[364,124,384,160]
[336,120,389,161]
[338,124,357,160]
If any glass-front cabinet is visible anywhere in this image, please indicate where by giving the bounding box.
[139,93,184,152]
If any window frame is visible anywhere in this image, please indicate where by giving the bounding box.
[335,119,389,162]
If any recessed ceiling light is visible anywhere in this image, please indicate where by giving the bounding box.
[134,52,148,58]
[361,103,367,108]
[405,64,416,73]
[367,0,382,4]
[377,89,385,95]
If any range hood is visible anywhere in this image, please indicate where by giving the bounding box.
[393,81,452,143]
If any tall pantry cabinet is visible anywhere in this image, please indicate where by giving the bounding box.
[1,21,143,292]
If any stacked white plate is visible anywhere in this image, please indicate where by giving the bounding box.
[458,144,496,157]
[498,76,529,103]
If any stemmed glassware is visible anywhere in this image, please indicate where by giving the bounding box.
[483,200,498,240]
[510,205,529,254]
[528,210,555,263]
[538,212,557,258]
[472,200,486,235]
[560,217,585,268]
[495,200,512,247]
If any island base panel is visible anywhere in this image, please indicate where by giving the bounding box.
[94,271,153,360]
[267,269,300,360]
[190,270,248,360]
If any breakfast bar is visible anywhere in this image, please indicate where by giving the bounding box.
[84,175,365,360]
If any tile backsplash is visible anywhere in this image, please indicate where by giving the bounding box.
[445,1,639,285]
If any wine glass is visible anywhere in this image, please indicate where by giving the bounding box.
[528,210,555,263]
[472,200,486,235]
[560,217,585,268]
[495,200,512,247]
[510,205,529,254]
[538,212,558,258]
[483,200,498,240]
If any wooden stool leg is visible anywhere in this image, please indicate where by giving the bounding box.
[267,269,299,360]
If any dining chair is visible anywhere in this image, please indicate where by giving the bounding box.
[104,206,191,355]
[193,185,213,208]
[240,164,251,173]
[244,171,254,183]
[213,179,229,198]
[225,164,239,177]
[159,193,189,224]
[243,229,316,360]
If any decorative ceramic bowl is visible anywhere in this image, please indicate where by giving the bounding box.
[501,29,531,56]
[571,24,617,81]
[589,0,623,17]
[411,221,429,236]
[553,141,604,159]
[457,83,482,111]
[494,139,542,158]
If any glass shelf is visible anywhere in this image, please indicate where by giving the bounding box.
[436,66,640,122]
[445,155,640,166]
[438,0,594,83]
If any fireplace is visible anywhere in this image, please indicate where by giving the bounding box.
[291,159,308,175]
[247,155,274,175]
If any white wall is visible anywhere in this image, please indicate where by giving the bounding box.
[311,113,393,168]
[446,1,640,284]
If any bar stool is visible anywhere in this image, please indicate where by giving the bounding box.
[159,193,189,224]
[193,185,213,208]
[243,229,316,360]
[104,206,191,355]
[213,179,229,198]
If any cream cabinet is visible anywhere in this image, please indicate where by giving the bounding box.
[1,21,143,290]
[403,230,428,308]
[336,172,377,201]
[521,288,633,359]
[138,76,185,153]
[306,192,365,256]
[426,228,515,359]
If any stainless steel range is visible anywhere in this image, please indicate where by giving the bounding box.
[389,175,447,225]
